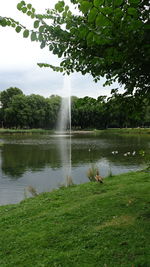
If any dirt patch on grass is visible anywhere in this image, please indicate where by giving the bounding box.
[95,215,135,230]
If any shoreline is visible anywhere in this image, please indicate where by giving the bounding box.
[0,127,150,135]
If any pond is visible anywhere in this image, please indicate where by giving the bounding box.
[0,132,149,205]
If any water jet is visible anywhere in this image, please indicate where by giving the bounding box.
[57,75,71,134]
[57,75,73,186]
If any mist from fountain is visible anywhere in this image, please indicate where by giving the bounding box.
[57,75,73,186]
[57,75,71,134]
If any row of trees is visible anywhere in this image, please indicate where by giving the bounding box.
[0,87,61,129]
[0,87,150,129]
[72,92,150,129]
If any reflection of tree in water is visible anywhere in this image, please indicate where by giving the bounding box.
[1,144,61,179]
[71,134,149,166]
[1,134,149,179]
[57,136,72,186]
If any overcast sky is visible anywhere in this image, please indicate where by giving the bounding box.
[0,0,123,98]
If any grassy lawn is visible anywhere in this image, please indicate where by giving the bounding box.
[0,128,150,135]
[94,128,150,135]
[0,128,54,134]
[0,171,149,266]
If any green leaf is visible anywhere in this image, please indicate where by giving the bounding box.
[53,47,59,55]
[34,20,40,29]
[88,7,98,23]
[65,5,69,12]
[27,3,32,9]
[127,7,137,16]
[22,7,27,13]
[49,44,53,51]
[114,8,123,19]
[17,3,22,10]
[114,0,123,6]
[17,1,25,10]
[70,27,77,35]
[128,0,140,3]
[78,26,89,39]
[94,0,104,7]
[0,18,7,27]
[40,41,46,49]
[144,24,150,30]
[31,32,37,41]
[23,29,29,38]
[79,1,93,14]
[27,11,32,16]
[15,26,22,33]
[39,25,45,33]
[55,1,65,13]
[87,32,94,45]
[7,20,11,26]
[96,14,110,27]
[20,1,25,5]
[99,7,113,15]
[38,33,43,41]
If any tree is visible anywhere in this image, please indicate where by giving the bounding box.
[9,94,30,128]
[45,95,61,129]
[0,87,23,109]
[0,88,61,129]
[106,90,148,128]
[0,0,149,96]
[0,87,149,129]
[0,87,23,127]
[26,94,46,128]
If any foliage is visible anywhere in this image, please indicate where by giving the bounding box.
[0,88,61,129]
[71,92,150,129]
[0,0,150,96]
[0,87,23,109]
[0,171,149,266]
[0,87,150,129]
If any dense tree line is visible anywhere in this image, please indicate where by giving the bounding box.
[0,87,61,129]
[72,92,150,129]
[0,87,150,129]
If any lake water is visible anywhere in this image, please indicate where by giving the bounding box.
[0,132,149,205]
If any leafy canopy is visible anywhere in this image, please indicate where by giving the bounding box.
[0,0,150,96]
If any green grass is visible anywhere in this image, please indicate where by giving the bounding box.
[0,128,54,134]
[94,128,150,135]
[0,171,149,266]
[0,128,150,135]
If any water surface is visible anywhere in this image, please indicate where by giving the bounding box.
[0,133,149,205]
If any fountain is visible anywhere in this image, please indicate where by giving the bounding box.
[57,75,73,186]
[57,75,71,134]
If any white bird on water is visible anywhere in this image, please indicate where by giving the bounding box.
[112,151,118,155]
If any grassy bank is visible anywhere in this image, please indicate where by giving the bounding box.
[0,127,150,135]
[0,171,149,266]
[0,128,54,134]
[94,128,150,135]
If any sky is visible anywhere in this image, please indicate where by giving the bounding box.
[0,0,123,99]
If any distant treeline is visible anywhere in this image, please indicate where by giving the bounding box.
[0,87,150,129]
